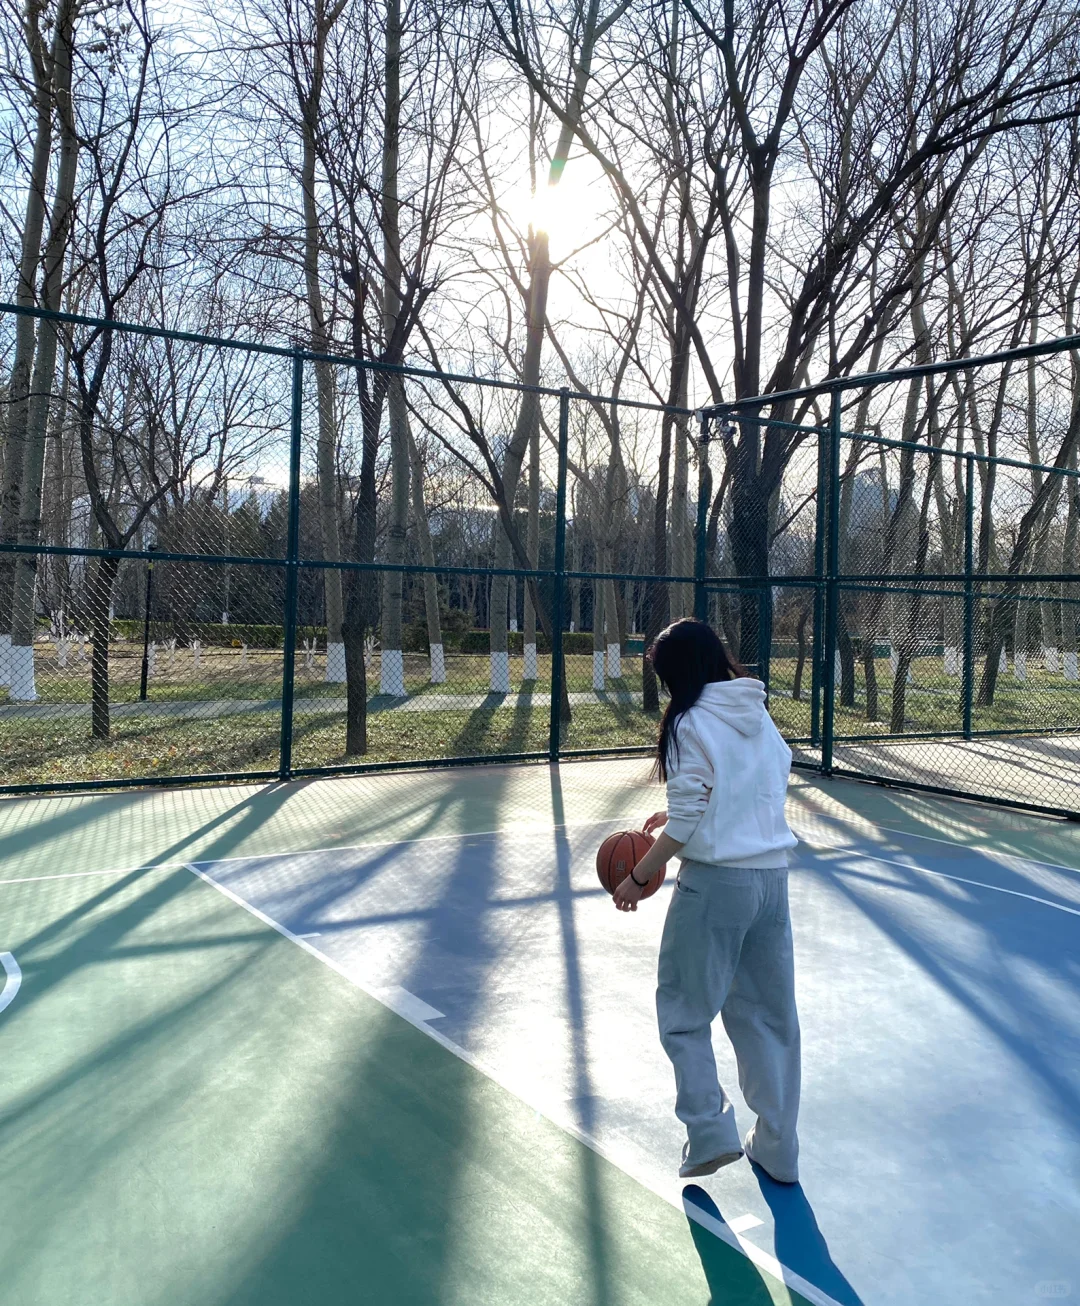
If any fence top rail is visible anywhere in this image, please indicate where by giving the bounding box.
[729,410,1080,481]
[702,329,1080,417]
[0,301,695,417]
[708,412,831,436]
[832,426,1080,481]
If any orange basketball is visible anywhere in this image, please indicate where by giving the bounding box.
[596,829,666,898]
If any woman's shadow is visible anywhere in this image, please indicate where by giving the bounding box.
[683,1168,864,1306]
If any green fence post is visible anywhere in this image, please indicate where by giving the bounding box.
[820,390,842,776]
[810,425,827,746]
[694,411,712,622]
[138,544,156,702]
[279,350,303,781]
[962,452,975,739]
[758,581,773,697]
[548,388,570,762]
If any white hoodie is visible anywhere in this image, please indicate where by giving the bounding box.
[663,678,797,868]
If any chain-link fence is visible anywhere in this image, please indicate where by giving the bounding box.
[3,302,1080,817]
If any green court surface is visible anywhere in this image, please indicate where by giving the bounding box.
[0,763,809,1306]
[1,762,1078,1304]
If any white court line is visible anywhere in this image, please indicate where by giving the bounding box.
[0,952,22,1013]
[0,863,182,887]
[185,860,845,1306]
[727,1212,765,1234]
[682,1194,838,1304]
[803,839,1080,918]
[187,816,628,868]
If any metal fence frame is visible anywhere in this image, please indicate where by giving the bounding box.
[3,300,1080,819]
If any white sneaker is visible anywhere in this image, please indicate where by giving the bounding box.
[743,1134,798,1185]
[679,1140,743,1179]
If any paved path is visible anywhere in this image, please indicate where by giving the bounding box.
[0,688,643,722]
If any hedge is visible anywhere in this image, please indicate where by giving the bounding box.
[110,620,298,649]
[102,620,647,656]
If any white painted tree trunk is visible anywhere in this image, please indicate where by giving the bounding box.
[489,650,510,694]
[606,642,621,677]
[1044,646,1059,673]
[523,643,538,680]
[943,647,959,676]
[380,647,406,697]
[998,648,1008,674]
[1065,652,1078,681]
[9,644,36,702]
[429,643,446,684]
[326,641,346,682]
[1013,651,1027,682]
[592,649,605,690]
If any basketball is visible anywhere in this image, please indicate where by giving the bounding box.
[596,829,666,898]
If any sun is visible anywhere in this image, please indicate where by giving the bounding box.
[505,166,609,257]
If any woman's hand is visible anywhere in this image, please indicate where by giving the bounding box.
[613,872,645,912]
[643,810,668,836]
[611,829,685,913]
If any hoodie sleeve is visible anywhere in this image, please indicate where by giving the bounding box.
[664,715,713,844]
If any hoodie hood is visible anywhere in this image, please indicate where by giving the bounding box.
[692,677,767,736]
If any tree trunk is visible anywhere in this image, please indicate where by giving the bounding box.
[792,607,808,701]
[863,643,879,721]
[522,420,539,680]
[591,541,606,690]
[298,2,345,685]
[489,231,550,692]
[379,0,409,698]
[9,3,78,703]
[89,553,120,738]
[1060,443,1079,674]
[314,359,345,683]
[379,378,410,696]
[643,352,679,711]
[408,427,444,683]
[669,412,692,618]
[0,2,58,687]
[343,356,386,754]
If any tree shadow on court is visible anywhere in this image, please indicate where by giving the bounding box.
[0,770,498,1302]
[546,763,618,1306]
[197,764,733,1305]
[805,842,1080,1130]
[1,761,792,1304]
[0,785,153,866]
[793,773,1080,870]
[200,763,620,1305]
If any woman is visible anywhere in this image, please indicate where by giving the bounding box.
[614,618,800,1184]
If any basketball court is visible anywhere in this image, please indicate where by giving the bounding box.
[1,760,1077,1305]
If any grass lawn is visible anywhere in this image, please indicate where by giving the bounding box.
[0,645,1076,788]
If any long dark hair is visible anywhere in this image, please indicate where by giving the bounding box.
[649,619,745,780]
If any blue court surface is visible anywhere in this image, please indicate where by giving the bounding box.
[187,789,1080,1306]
